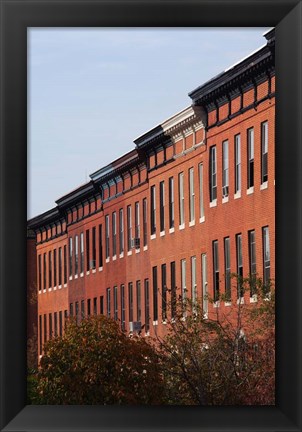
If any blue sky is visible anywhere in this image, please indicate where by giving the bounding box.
[28,27,269,219]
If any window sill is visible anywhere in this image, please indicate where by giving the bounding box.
[169,227,175,234]
[213,301,220,308]
[210,199,217,208]
[127,251,132,256]
[234,191,241,200]
[105,258,110,263]
[75,274,78,279]
[160,230,165,237]
[53,287,57,291]
[92,269,96,273]
[38,290,41,294]
[143,245,148,251]
[69,276,73,281]
[112,255,117,261]
[150,234,156,240]
[99,266,103,272]
[260,181,268,190]
[80,272,84,277]
[119,252,124,258]
[237,297,244,304]
[153,320,158,326]
[86,270,90,275]
[246,187,254,195]
[58,285,62,290]
[48,288,52,292]
[135,248,140,254]
[224,301,231,307]
[162,320,167,325]
[199,216,205,223]
[64,283,67,288]
[222,196,229,204]
[43,289,46,293]
[250,294,258,303]
[189,220,195,227]
[179,224,185,230]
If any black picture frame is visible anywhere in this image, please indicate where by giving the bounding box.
[0,0,301,431]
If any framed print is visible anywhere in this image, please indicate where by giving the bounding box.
[0,0,301,431]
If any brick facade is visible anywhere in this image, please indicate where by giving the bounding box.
[28,29,275,358]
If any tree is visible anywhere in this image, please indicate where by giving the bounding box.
[35,315,164,405]
[158,275,275,405]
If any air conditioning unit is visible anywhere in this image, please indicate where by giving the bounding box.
[222,185,229,197]
[131,238,140,249]
[89,259,96,270]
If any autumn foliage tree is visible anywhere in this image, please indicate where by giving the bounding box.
[158,275,275,405]
[35,315,165,405]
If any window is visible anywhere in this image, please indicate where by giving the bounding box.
[105,216,110,259]
[161,264,167,320]
[150,185,156,235]
[49,313,53,339]
[191,256,197,305]
[222,140,229,197]
[112,213,117,257]
[234,134,241,193]
[75,302,79,324]
[135,202,140,243]
[114,286,118,320]
[58,247,62,286]
[236,234,244,298]
[106,288,111,317]
[247,128,254,188]
[198,164,204,219]
[100,296,104,315]
[152,266,158,321]
[70,303,74,317]
[38,255,42,291]
[59,311,63,337]
[210,146,217,202]
[43,253,47,289]
[170,261,176,319]
[136,280,141,322]
[189,168,195,222]
[213,241,219,302]
[53,249,57,286]
[75,235,78,275]
[80,232,84,273]
[202,253,208,316]
[143,199,148,246]
[224,237,231,300]
[92,227,96,267]
[69,237,73,277]
[169,177,174,229]
[249,230,257,295]
[119,209,124,254]
[81,300,85,319]
[44,314,47,343]
[181,259,186,303]
[93,297,97,315]
[128,282,133,322]
[86,229,90,271]
[144,279,150,333]
[179,172,185,226]
[98,225,103,267]
[39,315,42,355]
[261,121,268,183]
[127,205,132,251]
[121,284,126,330]
[160,181,165,232]
[87,299,91,316]
[48,251,52,288]
[262,226,270,286]
[63,245,67,284]
[54,312,58,337]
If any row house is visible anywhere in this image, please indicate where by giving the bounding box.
[28,28,275,357]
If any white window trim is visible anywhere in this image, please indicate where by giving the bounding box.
[247,187,254,195]
[189,220,195,227]
[179,223,185,230]
[213,301,220,308]
[234,191,241,200]
[48,288,52,292]
[160,230,165,237]
[43,289,46,293]
[127,250,132,256]
[150,234,156,240]
[98,267,103,272]
[153,320,158,326]
[210,199,217,208]
[169,227,175,234]
[58,285,62,290]
[92,269,96,273]
[105,258,110,263]
[64,283,67,288]
[199,216,205,223]
[143,245,148,251]
[135,248,140,254]
[69,276,73,281]
[222,196,229,204]
[237,297,245,305]
[53,286,57,291]
[224,301,232,307]
[260,181,268,190]
[75,274,78,279]
[112,255,117,261]
[119,252,124,259]
[250,294,258,303]
[86,270,90,275]
[80,272,84,277]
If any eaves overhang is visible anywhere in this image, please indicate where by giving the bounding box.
[55,181,95,210]
[27,207,60,231]
[189,30,275,106]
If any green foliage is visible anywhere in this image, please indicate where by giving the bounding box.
[35,315,164,405]
[158,275,275,405]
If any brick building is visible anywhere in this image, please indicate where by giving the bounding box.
[28,28,275,357]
